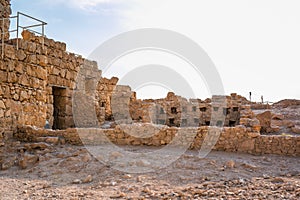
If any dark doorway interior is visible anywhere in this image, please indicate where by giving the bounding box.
[53,86,67,130]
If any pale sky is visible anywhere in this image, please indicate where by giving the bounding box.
[11,0,300,102]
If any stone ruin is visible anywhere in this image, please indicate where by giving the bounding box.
[0,0,299,156]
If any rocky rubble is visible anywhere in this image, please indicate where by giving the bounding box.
[0,140,299,199]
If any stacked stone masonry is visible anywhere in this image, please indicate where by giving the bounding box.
[0,3,299,157]
[15,125,300,156]
[0,30,86,130]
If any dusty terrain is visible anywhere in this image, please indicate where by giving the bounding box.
[0,140,299,199]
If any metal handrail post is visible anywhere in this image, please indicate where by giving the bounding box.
[42,23,44,49]
[16,12,19,50]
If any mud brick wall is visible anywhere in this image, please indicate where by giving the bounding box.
[0,0,11,41]
[16,125,300,156]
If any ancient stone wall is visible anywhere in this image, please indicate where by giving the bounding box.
[15,125,300,156]
[0,30,103,131]
[0,0,11,41]
[0,28,261,134]
[96,77,118,121]
[128,92,258,130]
[0,1,260,132]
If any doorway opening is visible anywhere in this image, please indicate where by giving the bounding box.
[52,86,67,130]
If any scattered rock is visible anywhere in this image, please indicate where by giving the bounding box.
[45,137,60,144]
[241,163,258,170]
[1,159,15,170]
[225,160,235,169]
[81,154,91,163]
[272,114,284,120]
[82,175,93,183]
[19,154,39,169]
[271,177,285,184]
[72,179,82,184]
[24,142,50,150]
[123,174,132,179]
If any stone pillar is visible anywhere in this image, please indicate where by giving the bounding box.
[0,0,11,41]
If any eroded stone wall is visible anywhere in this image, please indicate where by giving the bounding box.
[96,77,119,121]
[15,125,300,156]
[128,92,259,131]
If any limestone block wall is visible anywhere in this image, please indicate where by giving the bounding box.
[129,97,156,123]
[111,85,134,124]
[0,30,104,130]
[96,77,118,120]
[127,92,255,130]
[0,0,11,41]
[15,124,300,156]
[0,39,48,130]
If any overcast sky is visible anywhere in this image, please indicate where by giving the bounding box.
[11,0,300,102]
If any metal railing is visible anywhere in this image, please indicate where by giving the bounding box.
[1,12,47,58]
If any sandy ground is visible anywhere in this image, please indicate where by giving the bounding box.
[0,141,299,199]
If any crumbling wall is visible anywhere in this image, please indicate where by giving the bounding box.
[0,0,11,41]
[96,77,118,120]
[15,125,300,156]
[128,92,257,130]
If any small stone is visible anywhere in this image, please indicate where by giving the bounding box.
[24,142,50,150]
[0,100,5,109]
[241,163,258,170]
[45,137,59,144]
[263,174,270,179]
[82,175,93,183]
[72,179,82,184]
[110,181,117,186]
[123,174,132,179]
[225,160,235,169]
[81,154,91,163]
[111,192,126,198]
[271,177,284,183]
[42,184,51,189]
[19,154,39,169]
[1,160,15,170]
[137,176,143,182]
[284,185,295,191]
[226,191,235,195]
